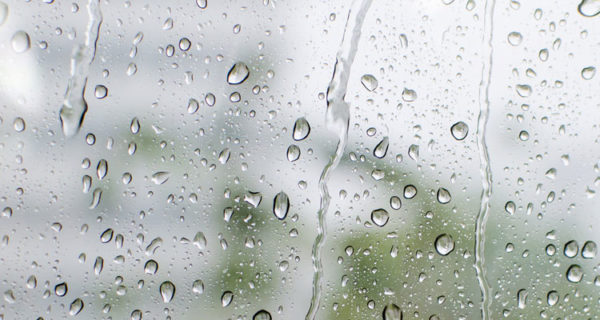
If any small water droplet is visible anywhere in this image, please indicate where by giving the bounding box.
[516,84,532,97]
[566,264,583,283]
[187,98,199,114]
[581,66,596,80]
[505,201,516,215]
[227,62,249,85]
[450,121,469,140]
[518,130,529,141]
[144,259,158,274]
[435,234,455,256]
[244,191,262,208]
[361,74,378,92]
[564,240,579,258]
[179,37,191,51]
[159,281,175,303]
[94,85,108,99]
[193,232,207,250]
[517,289,528,309]
[371,208,389,227]
[292,117,311,141]
[0,2,8,26]
[373,137,389,159]
[218,148,231,164]
[192,280,204,294]
[408,144,419,161]
[196,0,207,9]
[162,17,173,30]
[69,298,84,316]
[273,191,290,220]
[96,159,108,180]
[13,117,25,132]
[205,93,216,106]
[390,196,402,210]
[547,291,559,306]
[130,117,140,134]
[126,63,137,76]
[11,30,30,53]
[130,310,142,320]
[93,256,104,275]
[100,228,113,243]
[401,88,417,102]
[539,49,549,61]
[221,291,234,307]
[578,0,600,17]
[437,188,451,204]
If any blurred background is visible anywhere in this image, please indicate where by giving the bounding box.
[0,0,599,319]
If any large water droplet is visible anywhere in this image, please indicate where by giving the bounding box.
[100,228,113,243]
[564,240,579,258]
[144,259,158,274]
[578,0,600,17]
[517,289,528,309]
[547,291,559,306]
[159,281,175,303]
[505,201,516,215]
[287,144,301,162]
[582,241,597,258]
[221,291,233,307]
[516,84,532,97]
[273,191,290,220]
[292,117,311,141]
[361,74,378,91]
[371,208,389,227]
[227,62,249,85]
[437,188,451,204]
[435,234,455,256]
[403,185,417,199]
[390,196,402,210]
[450,121,468,140]
[11,30,30,53]
[253,310,272,320]
[382,303,402,320]
[96,159,108,180]
[566,264,583,283]
[507,32,523,46]
[373,137,389,159]
[193,232,207,250]
[130,310,143,320]
[69,298,84,316]
[581,66,596,80]
[93,256,104,275]
[151,172,170,185]
[244,191,262,208]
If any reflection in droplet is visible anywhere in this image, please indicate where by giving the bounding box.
[371,208,389,227]
[69,298,84,316]
[578,0,600,17]
[293,117,311,141]
[144,260,158,274]
[505,201,516,215]
[581,66,596,80]
[221,291,233,307]
[243,191,262,208]
[450,121,469,140]
[179,37,191,51]
[273,191,290,220]
[11,30,30,53]
[96,159,107,180]
[13,117,25,132]
[100,228,113,243]
[93,256,104,275]
[192,280,204,294]
[227,62,249,85]
[205,93,216,106]
[517,289,527,309]
[159,281,175,303]
[566,264,583,283]
[287,144,301,162]
[516,84,532,97]
[507,32,523,46]
[564,240,579,258]
[547,291,559,306]
[361,74,378,91]
[435,234,455,256]
[401,88,417,102]
[196,0,207,9]
[94,85,107,99]
[55,282,68,297]
[539,49,549,61]
[187,98,199,114]
[390,196,401,210]
[151,172,170,185]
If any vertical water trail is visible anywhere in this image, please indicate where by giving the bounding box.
[59,0,103,138]
[474,0,495,319]
[305,1,372,319]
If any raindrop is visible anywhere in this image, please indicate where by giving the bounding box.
[227,62,249,85]
[361,74,378,91]
[244,192,262,208]
[196,0,207,9]
[373,137,389,159]
[221,291,233,307]
[130,117,140,134]
[547,291,559,306]
[450,121,469,140]
[0,2,7,26]
[11,31,30,53]
[408,144,419,161]
[382,303,402,320]
[253,310,272,320]
[581,66,596,80]
[205,93,216,106]
[403,185,417,199]
[151,172,170,185]
[13,117,25,132]
[93,257,103,275]
[371,208,389,227]
[516,84,532,97]
[55,283,68,297]
[505,201,516,215]
[159,281,175,303]
[100,228,113,243]
[273,191,290,220]
[517,289,527,309]
[130,310,142,320]
[401,88,417,102]
[179,37,191,51]
[390,196,402,210]
[69,298,84,316]
[435,234,455,256]
[144,260,158,274]
[162,17,173,30]
[564,240,578,258]
[507,32,523,46]
[187,98,199,114]
[287,145,301,162]
[126,63,137,76]
[437,188,451,204]
[292,117,311,141]
[193,232,207,250]
[578,0,600,17]
[539,49,549,61]
[94,85,107,99]
[582,241,597,258]
[566,264,583,283]
[96,159,107,180]
[192,280,204,294]
[518,130,529,141]
[399,34,408,48]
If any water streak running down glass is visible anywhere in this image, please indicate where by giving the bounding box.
[0,0,599,319]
